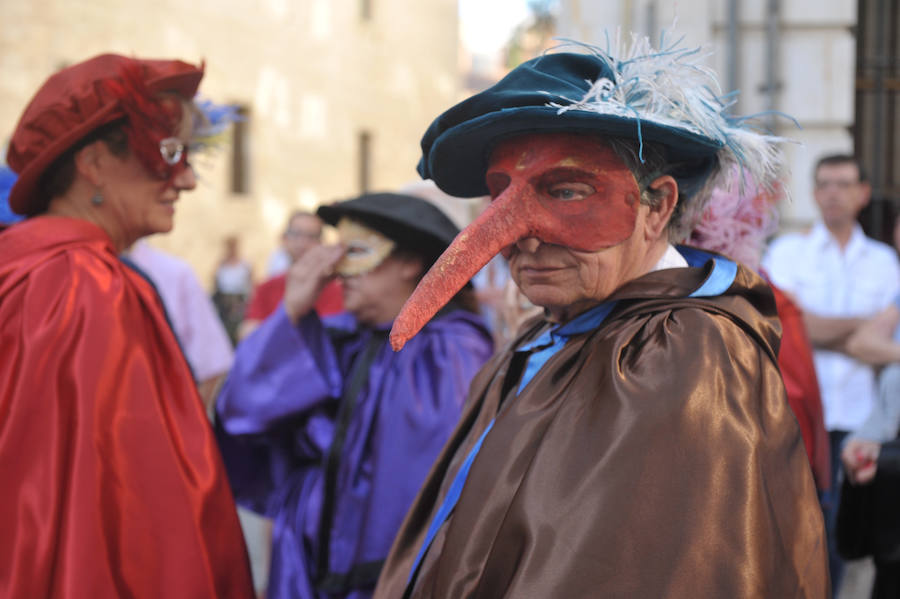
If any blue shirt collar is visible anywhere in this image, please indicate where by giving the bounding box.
[517,300,619,352]
[677,245,739,298]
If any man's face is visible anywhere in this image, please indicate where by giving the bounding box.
[487,133,657,318]
[284,214,322,262]
[813,162,869,230]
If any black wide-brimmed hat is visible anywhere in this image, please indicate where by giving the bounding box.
[417,38,786,203]
[317,192,460,266]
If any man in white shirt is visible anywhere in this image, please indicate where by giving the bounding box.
[763,153,900,589]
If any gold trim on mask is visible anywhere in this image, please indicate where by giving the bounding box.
[334,217,396,276]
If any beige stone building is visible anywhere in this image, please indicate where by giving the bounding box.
[0,0,459,287]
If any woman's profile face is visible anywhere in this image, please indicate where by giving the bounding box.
[98,101,197,243]
[102,147,196,241]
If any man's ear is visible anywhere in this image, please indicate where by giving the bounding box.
[72,140,107,187]
[644,175,678,241]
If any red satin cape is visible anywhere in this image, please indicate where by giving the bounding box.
[0,217,253,598]
[771,282,831,491]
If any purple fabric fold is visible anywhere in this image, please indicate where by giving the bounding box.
[216,305,493,599]
[218,307,341,435]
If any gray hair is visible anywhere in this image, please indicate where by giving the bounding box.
[606,137,708,243]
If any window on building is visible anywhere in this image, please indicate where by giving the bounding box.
[360,0,372,21]
[230,105,250,195]
[855,0,900,241]
[358,130,371,193]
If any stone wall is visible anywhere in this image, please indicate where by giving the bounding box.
[0,0,459,287]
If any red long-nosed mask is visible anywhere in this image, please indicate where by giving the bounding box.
[390,132,642,350]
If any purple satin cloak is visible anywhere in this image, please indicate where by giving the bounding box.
[216,305,493,598]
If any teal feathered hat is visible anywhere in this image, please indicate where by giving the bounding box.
[418,32,786,205]
[388,30,792,351]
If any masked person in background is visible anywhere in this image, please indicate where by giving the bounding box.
[375,34,828,598]
[216,193,494,598]
[0,55,253,597]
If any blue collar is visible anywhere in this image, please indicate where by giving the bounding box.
[676,245,738,298]
[517,300,619,353]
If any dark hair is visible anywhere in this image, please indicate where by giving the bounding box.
[391,246,481,314]
[815,154,867,183]
[391,246,431,280]
[606,137,704,242]
[32,120,130,216]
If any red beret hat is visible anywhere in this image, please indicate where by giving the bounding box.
[5,53,204,215]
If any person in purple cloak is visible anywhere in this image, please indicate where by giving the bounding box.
[215,192,494,599]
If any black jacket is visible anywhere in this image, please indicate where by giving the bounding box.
[838,440,900,563]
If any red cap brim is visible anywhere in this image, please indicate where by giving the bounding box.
[7,54,203,215]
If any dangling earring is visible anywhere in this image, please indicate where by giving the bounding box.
[91,191,104,206]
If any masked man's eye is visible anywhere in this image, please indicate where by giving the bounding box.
[547,182,595,201]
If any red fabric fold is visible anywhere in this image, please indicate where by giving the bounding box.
[771,283,832,491]
[0,216,253,598]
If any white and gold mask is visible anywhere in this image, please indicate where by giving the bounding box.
[335,217,396,276]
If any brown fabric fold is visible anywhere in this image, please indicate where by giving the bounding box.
[375,258,828,598]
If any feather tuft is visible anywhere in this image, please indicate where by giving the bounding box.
[688,165,781,270]
[104,62,181,181]
[540,27,795,226]
[191,99,243,150]
[0,165,23,225]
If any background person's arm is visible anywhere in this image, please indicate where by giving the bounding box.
[845,305,900,366]
[802,312,866,350]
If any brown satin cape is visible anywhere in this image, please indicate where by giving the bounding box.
[375,255,828,598]
[0,217,254,598]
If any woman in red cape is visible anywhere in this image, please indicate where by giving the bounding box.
[0,55,253,598]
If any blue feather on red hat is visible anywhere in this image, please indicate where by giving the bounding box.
[0,166,24,226]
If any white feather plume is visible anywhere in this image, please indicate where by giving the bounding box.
[540,28,793,224]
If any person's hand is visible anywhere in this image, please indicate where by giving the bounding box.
[841,438,882,485]
[283,244,345,324]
